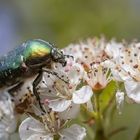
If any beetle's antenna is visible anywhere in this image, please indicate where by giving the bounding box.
[60,50,74,59]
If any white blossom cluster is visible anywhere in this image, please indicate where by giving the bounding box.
[0,37,140,140]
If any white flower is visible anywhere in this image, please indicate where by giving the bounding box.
[111,42,140,103]
[85,63,112,91]
[41,78,93,113]
[64,37,108,70]
[19,117,86,140]
[38,59,93,113]
[19,117,53,140]
[0,92,17,140]
[64,38,115,91]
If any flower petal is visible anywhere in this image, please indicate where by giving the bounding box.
[68,64,84,85]
[48,99,71,112]
[105,41,123,59]
[19,117,47,140]
[124,78,140,103]
[60,124,86,140]
[0,91,17,138]
[27,134,53,140]
[0,132,9,140]
[72,86,93,104]
[58,103,80,120]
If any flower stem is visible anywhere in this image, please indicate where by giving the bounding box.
[94,93,108,140]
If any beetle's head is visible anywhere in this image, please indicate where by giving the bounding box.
[51,48,67,67]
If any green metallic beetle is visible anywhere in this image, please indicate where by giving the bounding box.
[0,39,68,112]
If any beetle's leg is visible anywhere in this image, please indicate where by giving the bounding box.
[32,71,46,113]
[42,68,69,83]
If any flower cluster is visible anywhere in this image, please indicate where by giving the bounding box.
[105,41,140,103]
[66,38,140,103]
[1,37,140,140]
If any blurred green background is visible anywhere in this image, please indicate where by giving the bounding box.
[2,0,140,49]
[1,0,140,140]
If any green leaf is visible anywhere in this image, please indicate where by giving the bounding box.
[99,80,117,113]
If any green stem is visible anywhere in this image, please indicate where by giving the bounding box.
[94,93,108,140]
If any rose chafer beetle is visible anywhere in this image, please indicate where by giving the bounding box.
[0,39,68,112]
